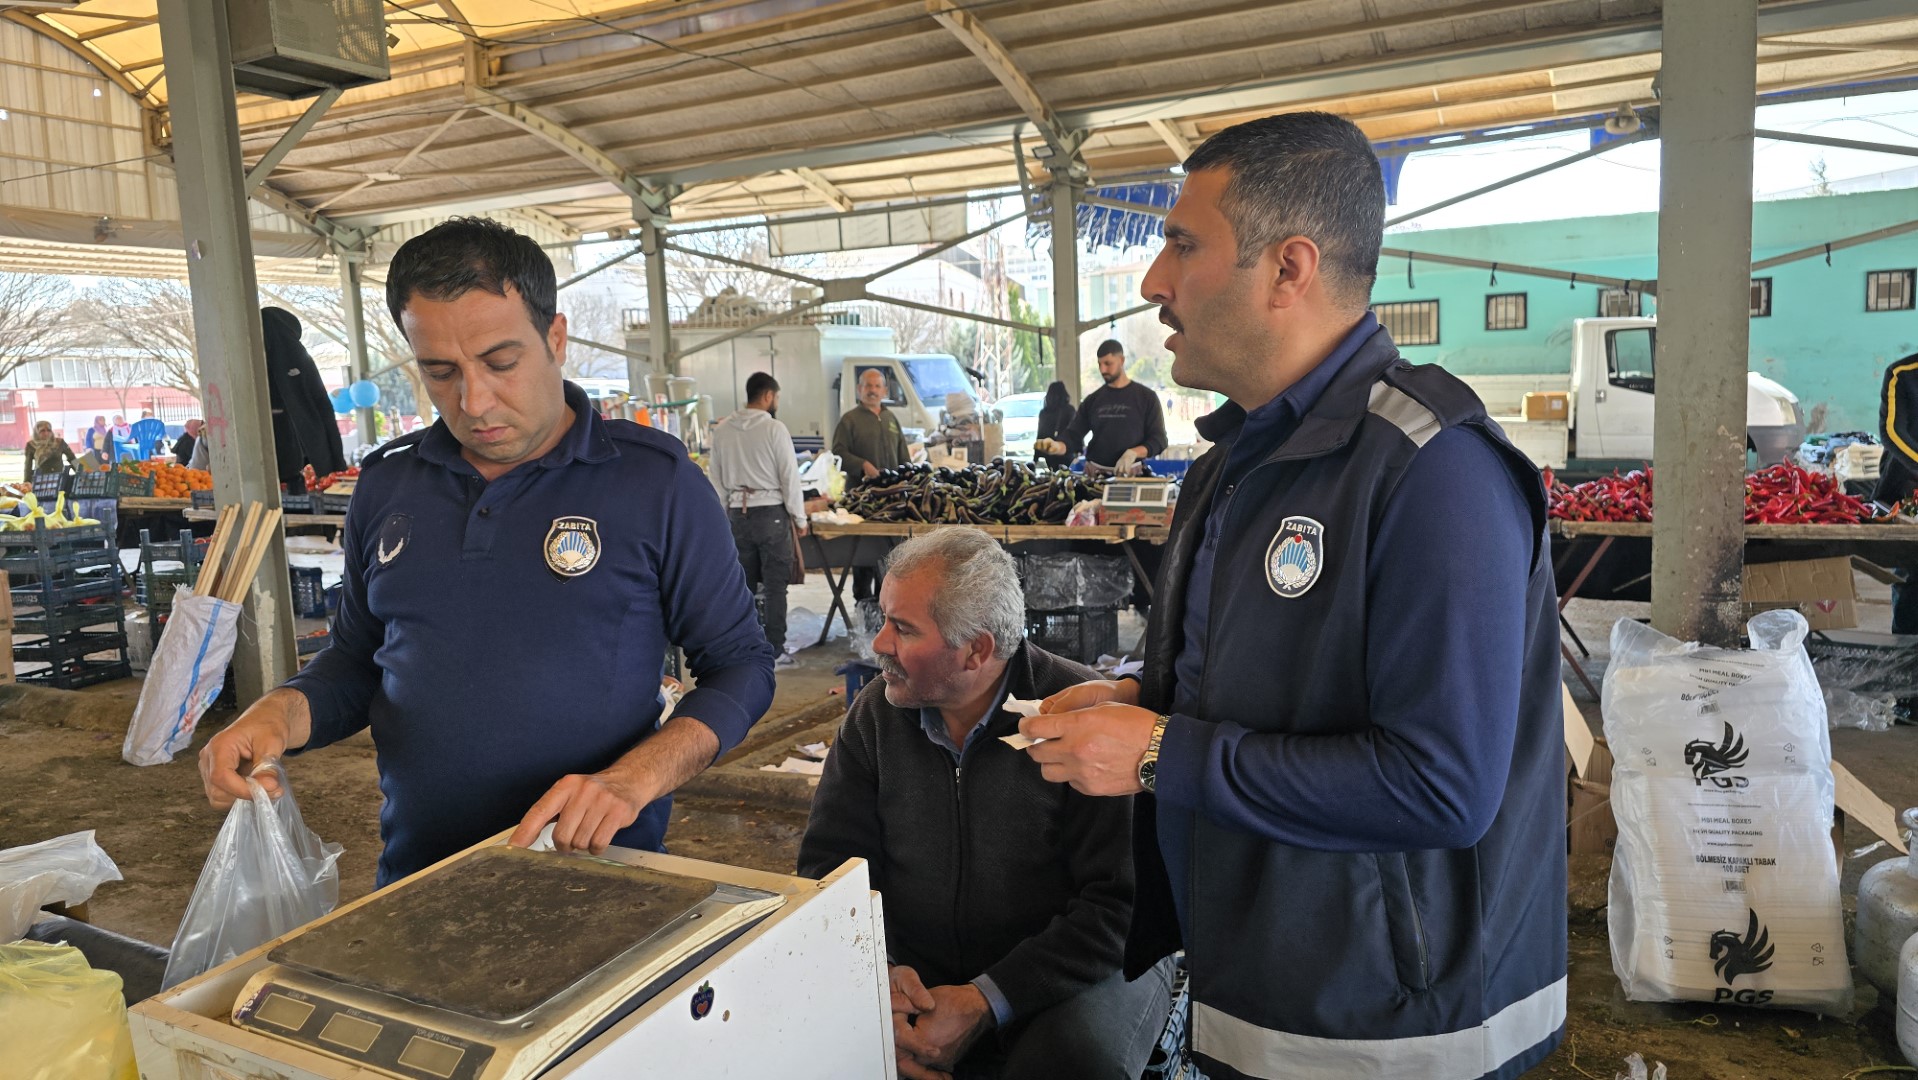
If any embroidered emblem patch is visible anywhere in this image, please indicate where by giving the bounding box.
[690,981,715,1020]
[376,513,411,567]
[544,515,601,577]
[1265,516,1324,598]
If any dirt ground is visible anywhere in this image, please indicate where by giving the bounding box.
[2,574,1915,1078]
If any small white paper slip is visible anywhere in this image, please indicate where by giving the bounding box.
[1003,697,1044,717]
[1000,733,1047,751]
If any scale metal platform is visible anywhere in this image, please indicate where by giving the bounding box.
[229,845,782,1080]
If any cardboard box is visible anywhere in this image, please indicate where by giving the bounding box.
[1742,556,1858,631]
[1523,391,1569,421]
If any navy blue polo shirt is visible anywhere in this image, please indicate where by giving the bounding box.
[286,381,775,884]
[1159,316,1534,931]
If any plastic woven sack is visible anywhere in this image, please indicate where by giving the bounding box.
[161,764,342,990]
[0,830,122,943]
[1603,610,1852,1014]
[124,586,241,766]
[0,940,136,1080]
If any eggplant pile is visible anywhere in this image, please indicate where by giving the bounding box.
[841,460,1103,525]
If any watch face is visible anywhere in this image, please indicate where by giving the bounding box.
[1138,759,1157,792]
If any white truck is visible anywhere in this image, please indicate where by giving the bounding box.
[1456,317,1805,477]
[661,320,980,443]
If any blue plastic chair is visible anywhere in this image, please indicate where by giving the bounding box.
[130,418,167,460]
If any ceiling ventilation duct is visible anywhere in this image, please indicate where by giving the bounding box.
[226,0,390,100]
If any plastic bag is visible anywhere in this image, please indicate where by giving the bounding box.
[162,764,342,989]
[124,586,242,766]
[1806,634,1918,730]
[1603,610,1853,1014]
[1614,1053,1667,1080]
[1021,554,1134,610]
[0,940,137,1080]
[0,830,122,943]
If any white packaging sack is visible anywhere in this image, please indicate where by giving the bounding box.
[123,586,241,767]
[1603,609,1852,1014]
[0,831,123,942]
[162,764,341,989]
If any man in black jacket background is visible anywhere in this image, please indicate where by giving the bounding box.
[261,306,347,489]
[798,527,1169,1080]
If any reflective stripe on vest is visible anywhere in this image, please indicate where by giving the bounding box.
[1368,381,1442,447]
[1193,976,1566,1080]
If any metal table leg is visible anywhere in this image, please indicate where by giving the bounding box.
[811,534,858,648]
[1123,539,1156,604]
[1556,536,1616,697]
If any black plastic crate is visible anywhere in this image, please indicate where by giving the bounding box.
[13,650,132,690]
[1025,607,1121,665]
[11,626,129,663]
[137,528,201,612]
[290,565,326,618]
[118,471,156,498]
[317,492,351,515]
[280,492,315,514]
[11,601,123,640]
[0,522,112,554]
[70,470,122,499]
[5,546,122,594]
[31,470,71,500]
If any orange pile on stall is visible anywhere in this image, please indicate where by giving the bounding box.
[136,461,214,498]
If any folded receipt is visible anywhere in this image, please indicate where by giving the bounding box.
[1000,697,1047,749]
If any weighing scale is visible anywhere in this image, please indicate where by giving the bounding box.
[130,840,894,1080]
[1102,477,1175,524]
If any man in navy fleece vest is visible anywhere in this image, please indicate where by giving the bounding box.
[198,217,775,885]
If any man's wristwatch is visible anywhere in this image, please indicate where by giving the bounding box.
[1137,715,1170,793]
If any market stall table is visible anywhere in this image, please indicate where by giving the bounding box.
[1551,519,1918,695]
[185,508,345,529]
[804,521,1153,646]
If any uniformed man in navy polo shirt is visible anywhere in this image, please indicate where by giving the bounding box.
[199,217,776,886]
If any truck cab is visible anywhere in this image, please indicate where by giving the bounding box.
[1569,317,1804,465]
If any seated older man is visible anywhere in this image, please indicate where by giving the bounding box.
[799,527,1170,1080]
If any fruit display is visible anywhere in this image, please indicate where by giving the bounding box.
[302,464,360,493]
[129,460,213,498]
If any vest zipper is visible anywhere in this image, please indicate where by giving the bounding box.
[951,763,967,964]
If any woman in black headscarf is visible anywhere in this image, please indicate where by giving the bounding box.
[261,307,347,489]
[1034,380,1076,469]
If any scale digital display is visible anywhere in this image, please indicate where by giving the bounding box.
[400,1036,466,1078]
[319,1012,381,1052]
[255,993,315,1030]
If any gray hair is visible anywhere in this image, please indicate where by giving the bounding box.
[884,527,1025,659]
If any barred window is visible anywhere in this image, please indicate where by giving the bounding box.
[1372,300,1440,346]
[1485,293,1528,331]
[1749,278,1772,318]
[1597,287,1642,317]
[1866,269,1915,312]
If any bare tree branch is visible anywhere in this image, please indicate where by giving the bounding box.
[0,273,74,385]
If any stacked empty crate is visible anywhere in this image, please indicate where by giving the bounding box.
[4,523,130,688]
[137,528,204,644]
[1019,552,1133,665]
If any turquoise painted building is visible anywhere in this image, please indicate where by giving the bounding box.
[1367,188,1918,433]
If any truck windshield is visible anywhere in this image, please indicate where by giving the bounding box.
[1607,328,1655,394]
[902,358,972,407]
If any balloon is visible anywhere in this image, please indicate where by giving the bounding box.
[329,388,354,414]
[349,380,381,408]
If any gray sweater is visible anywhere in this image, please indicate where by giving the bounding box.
[797,642,1135,1020]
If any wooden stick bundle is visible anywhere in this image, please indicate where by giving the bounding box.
[191,501,284,603]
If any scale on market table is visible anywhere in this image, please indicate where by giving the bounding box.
[228,845,783,1080]
[1101,477,1175,524]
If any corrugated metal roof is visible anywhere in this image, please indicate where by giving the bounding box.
[0,0,1915,273]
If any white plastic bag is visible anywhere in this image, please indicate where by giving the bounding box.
[124,586,241,766]
[1603,609,1853,1014]
[162,764,342,989]
[0,830,122,942]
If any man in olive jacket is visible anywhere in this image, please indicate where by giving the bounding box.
[799,528,1169,1080]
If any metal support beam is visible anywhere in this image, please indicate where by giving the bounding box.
[156,0,296,702]
[244,87,341,194]
[464,83,671,216]
[250,182,364,250]
[1378,247,1654,295]
[1754,128,1918,159]
[1049,179,1082,399]
[784,167,854,213]
[1146,117,1193,160]
[559,242,643,290]
[338,247,378,449]
[1082,301,1156,334]
[641,215,672,381]
[1751,218,1918,272]
[925,0,1076,158]
[1385,134,1646,228]
[673,299,828,365]
[1651,1,1757,647]
[664,242,831,289]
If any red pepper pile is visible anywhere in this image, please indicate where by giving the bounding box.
[1743,462,1872,524]
[1545,462,1875,524]
[1546,467,1653,522]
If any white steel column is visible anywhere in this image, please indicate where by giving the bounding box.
[1650,2,1758,647]
[156,0,296,699]
[338,247,378,448]
[642,216,672,382]
[1049,179,1082,400]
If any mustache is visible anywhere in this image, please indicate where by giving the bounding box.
[879,657,907,679]
[1158,307,1184,332]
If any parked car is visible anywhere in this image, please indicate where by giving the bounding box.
[996,391,1046,460]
